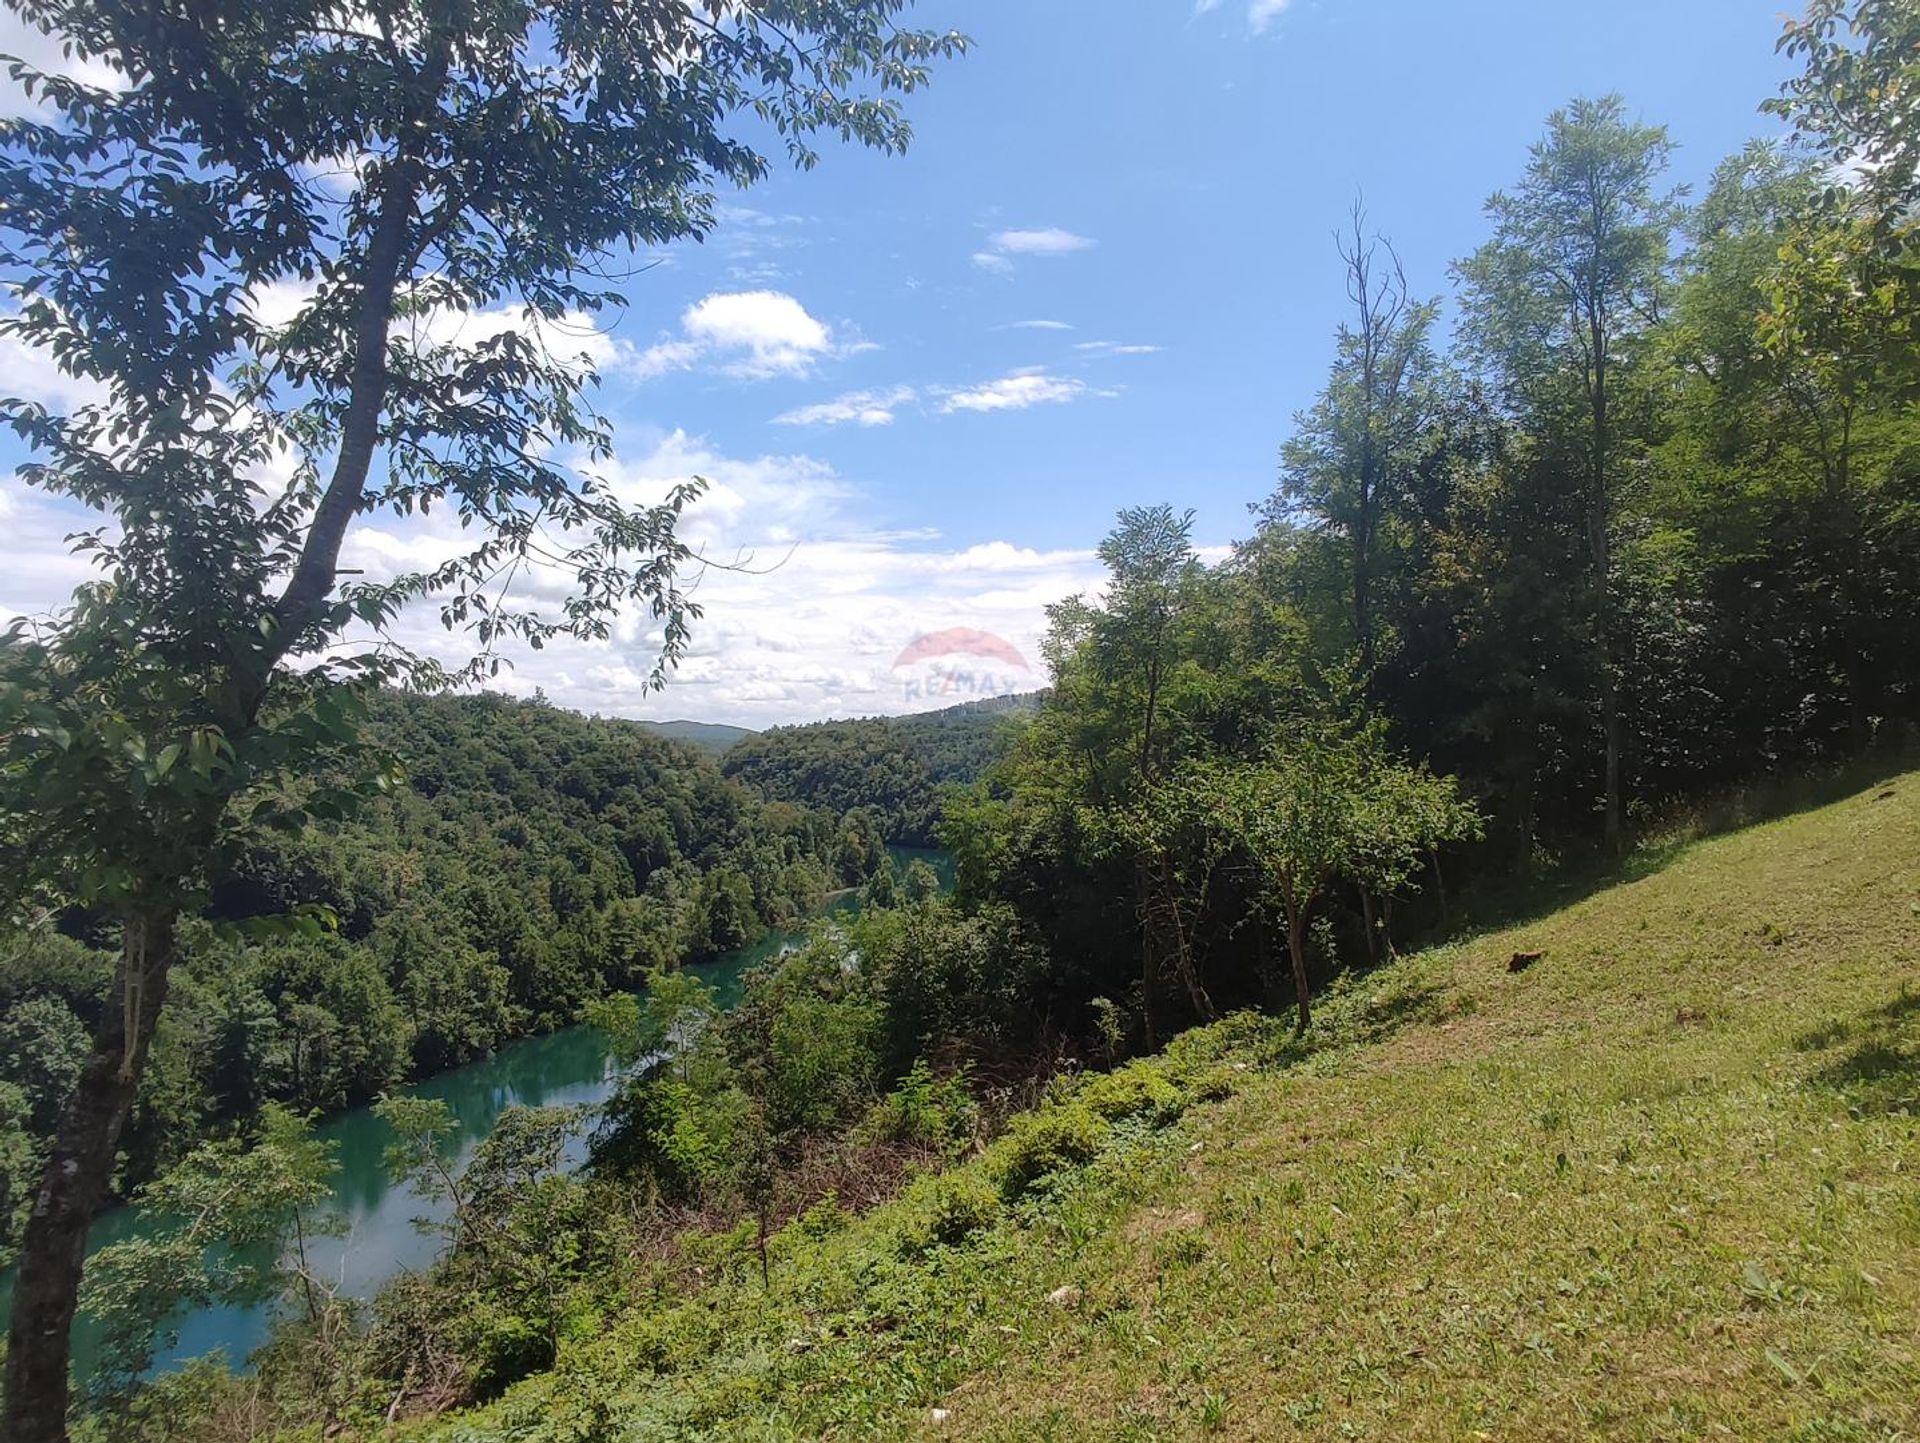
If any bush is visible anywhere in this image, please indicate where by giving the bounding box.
[895,1170,1002,1254]
[1080,1061,1187,1125]
[860,1060,979,1156]
[989,1104,1110,1199]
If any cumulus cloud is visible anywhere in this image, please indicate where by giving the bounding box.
[774,385,916,428]
[973,228,1096,272]
[0,325,109,412]
[324,430,1106,726]
[939,368,1099,414]
[0,480,112,622]
[250,278,635,380]
[629,290,839,381]
[0,419,1121,728]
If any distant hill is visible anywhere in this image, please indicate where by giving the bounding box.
[721,695,1040,845]
[633,719,757,756]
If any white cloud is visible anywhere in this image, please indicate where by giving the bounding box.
[990,228,1096,257]
[0,13,123,119]
[623,290,839,381]
[250,278,630,380]
[1005,319,1075,331]
[1076,341,1164,357]
[973,228,1095,272]
[940,368,1098,415]
[1249,0,1291,31]
[1196,0,1292,33]
[774,385,916,428]
[0,326,108,412]
[0,479,111,622]
[344,430,1105,727]
[0,424,1108,727]
[680,291,832,378]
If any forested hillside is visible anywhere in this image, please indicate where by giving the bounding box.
[722,697,1034,846]
[0,693,851,1266]
[396,772,1920,1443]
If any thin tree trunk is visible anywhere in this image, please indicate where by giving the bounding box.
[1136,857,1158,1051]
[1160,858,1214,1022]
[1592,315,1624,854]
[4,907,179,1443]
[1359,887,1380,966]
[1286,907,1313,1036]
[1601,664,1624,853]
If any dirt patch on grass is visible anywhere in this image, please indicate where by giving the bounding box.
[1123,1206,1205,1243]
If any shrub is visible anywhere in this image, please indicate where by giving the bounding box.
[1080,1061,1187,1125]
[990,1104,1110,1199]
[860,1060,979,1156]
[895,1170,1002,1254]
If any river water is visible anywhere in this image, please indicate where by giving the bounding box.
[5,850,949,1382]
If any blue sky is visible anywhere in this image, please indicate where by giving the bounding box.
[0,0,1797,727]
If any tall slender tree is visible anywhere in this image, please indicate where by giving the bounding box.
[0,4,963,1436]
[1268,204,1437,680]
[1457,96,1678,851]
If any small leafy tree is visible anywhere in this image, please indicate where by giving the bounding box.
[1213,729,1477,1034]
[585,964,722,1086]
[0,4,962,1432]
[377,1096,595,1393]
[76,1105,339,1409]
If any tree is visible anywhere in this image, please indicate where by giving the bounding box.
[0,4,963,1435]
[1268,204,1438,678]
[76,1105,339,1409]
[586,964,721,1086]
[1073,506,1202,1045]
[378,1096,589,1392]
[1767,0,1920,268]
[901,857,941,904]
[1661,144,1918,756]
[1213,729,1477,1034]
[1457,96,1678,851]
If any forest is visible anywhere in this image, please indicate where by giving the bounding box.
[0,0,1915,1439]
[0,690,939,1269]
[721,697,1033,847]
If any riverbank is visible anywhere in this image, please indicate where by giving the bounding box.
[3,850,951,1384]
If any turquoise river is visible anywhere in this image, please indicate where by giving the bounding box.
[1,849,951,1383]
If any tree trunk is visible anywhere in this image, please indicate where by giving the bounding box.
[1359,887,1380,966]
[1601,664,1624,854]
[1591,307,1623,854]
[1135,858,1158,1051]
[4,907,179,1443]
[1160,858,1214,1022]
[1286,907,1312,1036]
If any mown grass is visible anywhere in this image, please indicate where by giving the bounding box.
[411,772,1920,1442]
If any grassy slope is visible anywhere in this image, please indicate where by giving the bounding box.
[419,774,1920,1443]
